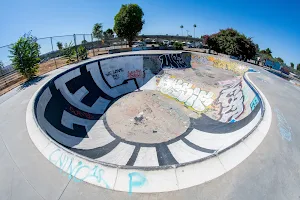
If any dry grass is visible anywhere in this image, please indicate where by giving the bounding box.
[0,49,108,96]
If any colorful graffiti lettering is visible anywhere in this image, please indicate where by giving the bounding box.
[212,59,248,75]
[157,75,214,112]
[207,56,215,62]
[250,96,259,111]
[159,54,187,69]
[49,149,110,188]
[128,172,147,194]
[69,106,94,120]
[217,81,244,122]
[191,54,208,65]
[105,68,124,80]
[128,70,143,79]
[274,108,292,141]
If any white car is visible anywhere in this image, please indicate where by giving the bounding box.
[132,42,146,47]
[163,40,169,45]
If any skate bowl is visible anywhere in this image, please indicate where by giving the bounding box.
[26,51,272,193]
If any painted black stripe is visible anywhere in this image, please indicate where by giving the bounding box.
[182,138,216,154]
[126,145,141,166]
[98,61,113,89]
[156,143,178,166]
[69,139,120,159]
[186,102,261,134]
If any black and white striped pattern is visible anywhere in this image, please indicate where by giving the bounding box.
[34,54,262,168]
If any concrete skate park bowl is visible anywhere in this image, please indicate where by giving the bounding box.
[26,51,272,193]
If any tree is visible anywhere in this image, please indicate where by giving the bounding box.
[265,48,272,55]
[201,35,210,45]
[260,48,272,56]
[81,39,88,45]
[174,41,183,50]
[207,28,257,59]
[106,28,114,37]
[57,42,63,50]
[291,62,294,68]
[193,24,197,38]
[77,45,88,60]
[63,42,76,64]
[297,64,300,71]
[180,25,184,36]
[114,4,144,47]
[103,28,114,40]
[92,23,103,41]
[9,32,40,79]
[275,57,284,64]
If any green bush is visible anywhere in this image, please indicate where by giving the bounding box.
[9,33,40,79]
[174,41,183,50]
[57,42,63,50]
[63,42,76,64]
[78,45,88,60]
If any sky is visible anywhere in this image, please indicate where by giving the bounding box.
[0,0,299,67]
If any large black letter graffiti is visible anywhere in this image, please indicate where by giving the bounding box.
[159,54,187,69]
[217,81,244,123]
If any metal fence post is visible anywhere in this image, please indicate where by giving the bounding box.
[73,34,79,62]
[50,37,58,69]
[91,34,95,57]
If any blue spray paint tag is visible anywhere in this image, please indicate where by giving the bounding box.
[128,172,147,194]
[274,108,292,142]
[250,96,259,111]
[248,68,257,72]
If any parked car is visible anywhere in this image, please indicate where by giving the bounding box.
[145,38,152,44]
[132,42,146,47]
[163,40,169,45]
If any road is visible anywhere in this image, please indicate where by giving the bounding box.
[0,52,299,200]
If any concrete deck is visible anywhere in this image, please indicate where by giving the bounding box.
[0,51,300,199]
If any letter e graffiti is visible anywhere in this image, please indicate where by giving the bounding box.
[128,172,146,194]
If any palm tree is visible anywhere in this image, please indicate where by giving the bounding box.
[193,24,197,38]
[180,25,184,36]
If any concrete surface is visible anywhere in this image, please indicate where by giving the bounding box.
[0,51,299,199]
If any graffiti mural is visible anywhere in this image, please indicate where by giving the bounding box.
[128,69,144,79]
[157,75,214,112]
[159,54,187,69]
[191,54,208,65]
[217,81,244,122]
[212,59,248,75]
[105,68,124,80]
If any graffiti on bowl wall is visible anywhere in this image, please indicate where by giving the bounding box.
[157,74,214,112]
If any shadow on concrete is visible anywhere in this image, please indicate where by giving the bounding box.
[20,75,48,90]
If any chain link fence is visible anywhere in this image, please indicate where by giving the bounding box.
[0,34,129,94]
[0,34,199,94]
